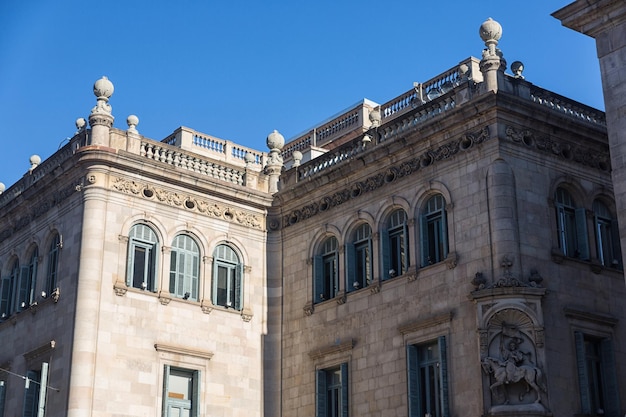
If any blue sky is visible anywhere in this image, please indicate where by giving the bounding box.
[0,1,602,188]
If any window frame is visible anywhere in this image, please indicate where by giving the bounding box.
[0,260,20,318]
[316,363,348,417]
[169,234,201,301]
[314,237,339,303]
[126,224,159,292]
[420,195,448,266]
[574,331,620,416]
[212,244,243,310]
[346,223,372,292]
[592,200,622,269]
[22,369,40,417]
[555,187,589,259]
[381,209,409,280]
[407,336,449,417]
[46,234,60,295]
[162,365,200,417]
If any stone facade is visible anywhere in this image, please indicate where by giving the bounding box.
[0,13,625,417]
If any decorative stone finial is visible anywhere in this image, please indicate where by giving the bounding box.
[292,150,303,167]
[479,18,503,58]
[369,108,381,128]
[266,130,285,152]
[75,118,87,133]
[29,155,41,172]
[127,115,139,133]
[90,76,114,119]
[93,76,114,100]
[511,61,524,79]
[244,152,255,167]
[0,182,5,194]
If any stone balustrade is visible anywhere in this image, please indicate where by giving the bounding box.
[530,87,606,126]
[163,126,266,168]
[139,140,247,185]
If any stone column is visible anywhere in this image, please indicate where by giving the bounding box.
[486,158,522,280]
[553,1,626,282]
[479,18,507,94]
[88,77,114,147]
[67,177,108,417]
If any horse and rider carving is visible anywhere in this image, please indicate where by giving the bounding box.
[481,335,546,405]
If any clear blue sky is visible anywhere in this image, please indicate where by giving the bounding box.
[0,0,602,188]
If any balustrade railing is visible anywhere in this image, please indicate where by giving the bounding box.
[297,138,366,180]
[140,140,246,185]
[530,87,606,126]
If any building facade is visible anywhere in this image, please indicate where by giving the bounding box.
[0,15,624,417]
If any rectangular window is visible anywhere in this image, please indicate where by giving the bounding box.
[0,380,6,417]
[574,332,620,416]
[316,363,348,417]
[163,366,199,417]
[22,370,40,417]
[407,337,449,417]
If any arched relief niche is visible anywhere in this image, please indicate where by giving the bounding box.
[470,283,549,416]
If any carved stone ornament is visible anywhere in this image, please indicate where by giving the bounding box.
[303,301,314,316]
[112,177,263,230]
[505,125,610,172]
[113,282,128,296]
[283,126,489,228]
[158,291,172,306]
[336,291,346,305]
[200,300,213,314]
[481,309,548,412]
[241,307,253,322]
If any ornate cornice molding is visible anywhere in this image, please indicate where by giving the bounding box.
[111,177,264,230]
[505,125,610,172]
[273,126,490,230]
[0,179,83,241]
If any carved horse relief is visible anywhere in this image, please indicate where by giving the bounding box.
[481,308,547,408]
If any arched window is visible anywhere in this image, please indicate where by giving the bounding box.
[420,194,448,266]
[314,237,339,303]
[212,244,243,310]
[555,188,588,259]
[0,259,20,318]
[46,234,60,295]
[346,224,372,292]
[126,224,159,291]
[593,200,622,269]
[382,209,408,279]
[170,235,201,301]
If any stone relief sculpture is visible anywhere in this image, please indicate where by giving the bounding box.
[481,326,546,405]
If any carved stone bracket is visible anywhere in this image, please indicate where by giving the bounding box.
[200,300,213,314]
[445,252,458,269]
[241,307,253,322]
[303,301,314,316]
[369,282,381,294]
[336,291,346,305]
[158,291,172,306]
[113,282,128,296]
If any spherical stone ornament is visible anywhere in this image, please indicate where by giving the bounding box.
[266,130,285,151]
[479,18,502,43]
[0,182,5,193]
[127,114,139,127]
[369,108,382,126]
[93,76,114,100]
[76,118,87,130]
[292,150,303,161]
[30,154,42,166]
[244,152,256,164]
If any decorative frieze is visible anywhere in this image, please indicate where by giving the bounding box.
[505,125,610,171]
[281,126,490,229]
[111,177,263,230]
